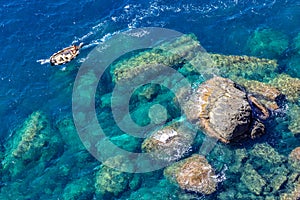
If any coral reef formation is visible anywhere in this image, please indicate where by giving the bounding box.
[164,154,217,195]
[247,28,289,59]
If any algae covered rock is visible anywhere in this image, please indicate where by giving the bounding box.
[128,178,178,200]
[164,154,217,195]
[286,103,300,136]
[250,143,286,164]
[240,163,266,195]
[230,148,248,173]
[111,34,203,83]
[184,76,252,143]
[95,155,135,196]
[209,54,278,81]
[56,117,85,151]
[111,33,278,85]
[2,111,62,177]
[62,177,94,200]
[142,121,195,162]
[247,28,289,59]
[269,73,300,103]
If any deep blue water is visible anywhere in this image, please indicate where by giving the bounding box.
[1,0,300,199]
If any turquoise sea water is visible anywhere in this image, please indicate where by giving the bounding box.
[1,0,300,199]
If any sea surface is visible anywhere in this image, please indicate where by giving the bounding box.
[0,0,300,199]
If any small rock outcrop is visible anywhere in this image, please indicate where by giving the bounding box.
[142,122,195,162]
[164,154,217,195]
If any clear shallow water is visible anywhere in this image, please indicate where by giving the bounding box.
[0,0,300,199]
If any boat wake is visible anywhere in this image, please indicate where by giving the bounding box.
[36,58,50,65]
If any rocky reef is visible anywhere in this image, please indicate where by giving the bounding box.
[2,32,300,199]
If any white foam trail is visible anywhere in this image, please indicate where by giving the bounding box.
[37,58,50,65]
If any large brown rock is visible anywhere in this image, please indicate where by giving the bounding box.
[184,76,252,143]
[164,154,217,195]
[289,147,300,172]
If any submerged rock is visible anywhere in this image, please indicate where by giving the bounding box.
[247,28,289,59]
[95,155,135,196]
[286,103,300,136]
[250,143,286,164]
[269,73,300,103]
[164,154,217,195]
[62,177,94,200]
[293,32,300,55]
[209,53,278,80]
[142,121,195,162]
[112,34,278,84]
[184,76,253,143]
[230,148,248,173]
[56,117,85,151]
[241,163,266,195]
[2,111,62,178]
[112,34,203,83]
